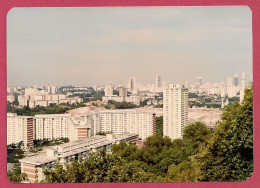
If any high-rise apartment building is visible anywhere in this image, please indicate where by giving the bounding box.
[47,86,57,94]
[163,84,188,140]
[227,77,237,97]
[7,113,91,148]
[7,113,34,148]
[89,110,156,140]
[104,85,113,97]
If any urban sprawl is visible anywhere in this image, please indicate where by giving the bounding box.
[7,72,247,183]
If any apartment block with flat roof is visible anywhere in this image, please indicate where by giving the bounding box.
[163,84,188,140]
[20,133,138,183]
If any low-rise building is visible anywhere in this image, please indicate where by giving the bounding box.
[20,133,138,183]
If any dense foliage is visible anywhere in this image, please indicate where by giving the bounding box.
[8,166,28,183]
[156,116,163,135]
[7,103,85,116]
[43,149,157,183]
[103,100,138,109]
[200,87,253,181]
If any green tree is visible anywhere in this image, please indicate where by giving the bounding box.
[8,166,28,183]
[156,116,163,135]
[168,158,200,182]
[200,86,253,181]
[44,149,155,183]
[183,122,213,155]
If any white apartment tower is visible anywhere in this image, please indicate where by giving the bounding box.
[7,113,34,148]
[104,85,113,97]
[240,72,246,103]
[227,77,237,97]
[163,84,188,140]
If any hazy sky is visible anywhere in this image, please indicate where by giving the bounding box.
[7,6,252,87]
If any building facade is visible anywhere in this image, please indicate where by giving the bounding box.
[7,113,34,148]
[163,84,188,140]
[85,109,156,140]
[7,113,91,148]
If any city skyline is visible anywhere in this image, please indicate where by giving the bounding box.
[7,72,250,88]
[7,7,252,86]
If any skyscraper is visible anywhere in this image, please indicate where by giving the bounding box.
[163,84,188,140]
[128,77,136,90]
[240,72,246,103]
[227,77,237,97]
[240,72,246,89]
[233,74,239,93]
[233,74,239,87]
[196,77,203,86]
[155,74,161,89]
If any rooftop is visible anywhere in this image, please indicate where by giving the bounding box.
[19,154,58,165]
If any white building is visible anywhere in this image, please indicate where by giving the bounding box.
[227,77,237,97]
[34,114,90,141]
[7,113,34,148]
[7,113,91,148]
[240,72,246,103]
[104,85,113,97]
[18,89,82,108]
[102,95,140,105]
[47,86,57,94]
[163,84,188,140]
[7,95,15,103]
[88,109,156,140]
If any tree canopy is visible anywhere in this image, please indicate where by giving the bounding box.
[199,86,253,181]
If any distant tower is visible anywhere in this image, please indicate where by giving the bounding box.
[240,72,246,89]
[227,77,236,97]
[128,77,136,90]
[240,72,246,103]
[119,87,128,97]
[163,84,188,140]
[196,77,203,86]
[233,74,239,87]
[104,83,113,97]
[233,74,239,93]
[155,74,161,90]
[185,81,189,89]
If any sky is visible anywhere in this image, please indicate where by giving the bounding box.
[7,6,252,87]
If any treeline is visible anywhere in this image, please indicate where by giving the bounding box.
[103,100,138,109]
[7,103,85,116]
[42,86,252,182]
